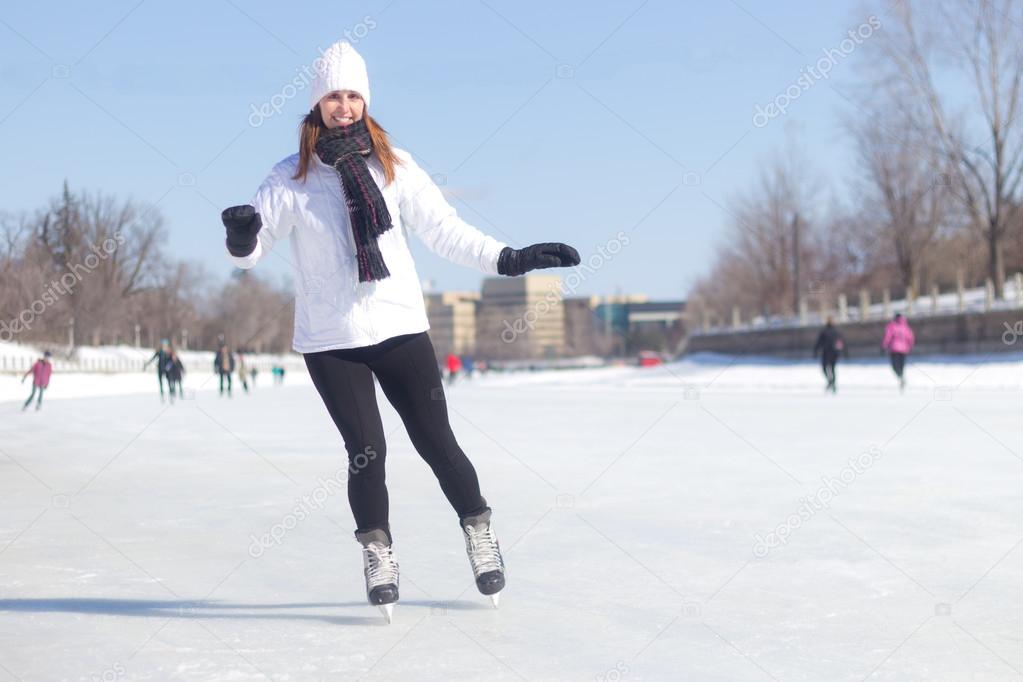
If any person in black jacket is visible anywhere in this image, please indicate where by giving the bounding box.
[813,317,847,393]
[143,339,172,402]
[164,348,185,404]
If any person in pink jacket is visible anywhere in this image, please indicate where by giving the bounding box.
[881,314,915,391]
[21,350,53,411]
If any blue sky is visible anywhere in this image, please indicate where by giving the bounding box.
[1,1,881,299]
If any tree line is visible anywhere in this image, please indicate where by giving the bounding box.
[689,0,1023,327]
[0,182,295,353]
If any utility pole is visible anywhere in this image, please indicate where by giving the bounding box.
[791,212,801,316]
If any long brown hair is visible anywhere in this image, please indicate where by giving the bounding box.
[293,106,402,184]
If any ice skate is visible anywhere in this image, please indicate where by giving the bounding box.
[355,528,399,623]
[460,509,505,607]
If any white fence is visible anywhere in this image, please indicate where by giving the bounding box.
[0,346,308,376]
[695,275,1023,337]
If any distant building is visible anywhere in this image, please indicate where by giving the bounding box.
[425,282,686,361]
[476,275,565,360]
[424,291,479,362]
[626,300,688,352]
[562,296,600,357]
[594,297,687,355]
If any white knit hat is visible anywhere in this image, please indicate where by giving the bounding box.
[309,40,371,109]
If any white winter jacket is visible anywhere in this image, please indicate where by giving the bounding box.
[228,148,508,353]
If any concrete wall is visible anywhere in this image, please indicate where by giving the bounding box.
[685,309,1023,358]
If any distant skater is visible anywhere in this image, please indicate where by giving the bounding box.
[21,350,53,411]
[445,353,462,386]
[143,339,172,402]
[882,313,915,392]
[214,342,235,397]
[236,350,250,394]
[164,348,185,404]
[813,317,846,393]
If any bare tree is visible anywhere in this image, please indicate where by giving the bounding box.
[36,182,166,346]
[203,269,295,353]
[130,260,206,348]
[806,201,874,297]
[722,147,824,319]
[0,212,31,319]
[2,183,301,352]
[873,0,1023,297]
[846,91,953,296]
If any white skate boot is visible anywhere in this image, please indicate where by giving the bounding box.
[460,509,505,607]
[355,528,399,623]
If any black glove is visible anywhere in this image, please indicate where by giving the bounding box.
[221,205,262,257]
[497,243,580,277]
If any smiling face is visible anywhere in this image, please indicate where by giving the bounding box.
[318,90,365,129]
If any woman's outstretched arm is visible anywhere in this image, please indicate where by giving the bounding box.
[223,167,295,269]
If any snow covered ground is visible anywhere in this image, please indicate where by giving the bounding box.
[2,355,1022,680]
[0,342,308,404]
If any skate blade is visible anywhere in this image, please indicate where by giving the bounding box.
[378,604,394,624]
[489,593,500,609]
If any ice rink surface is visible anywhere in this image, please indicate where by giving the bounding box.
[2,356,1022,680]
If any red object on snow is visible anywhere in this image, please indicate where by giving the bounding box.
[638,351,662,367]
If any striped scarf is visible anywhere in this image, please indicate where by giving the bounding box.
[315,119,393,282]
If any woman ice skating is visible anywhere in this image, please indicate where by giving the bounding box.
[21,350,53,412]
[163,348,185,404]
[220,39,579,622]
[882,313,915,391]
[143,339,172,402]
[813,317,846,393]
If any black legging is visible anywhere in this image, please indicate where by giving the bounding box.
[890,352,906,378]
[303,331,487,534]
[821,352,837,387]
[219,371,232,395]
[23,385,45,409]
